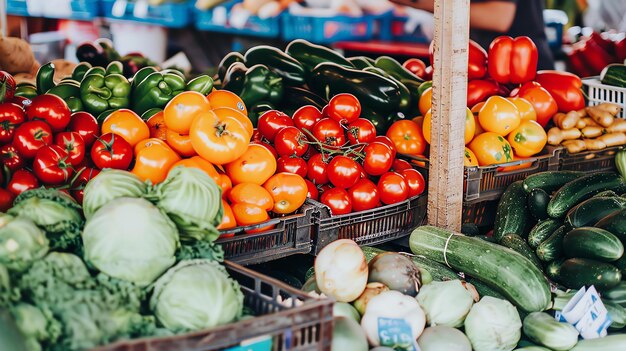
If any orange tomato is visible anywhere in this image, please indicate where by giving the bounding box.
[422,107,475,145]
[464,147,479,167]
[473,114,485,138]
[212,107,253,139]
[508,97,537,122]
[468,132,514,166]
[190,110,251,165]
[422,110,431,144]
[163,91,211,134]
[147,111,167,140]
[418,87,432,116]
[207,89,247,115]
[263,172,308,214]
[478,96,521,136]
[165,129,196,157]
[218,173,233,199]
[470,101,486,114]
[228,183,274,211]
[386,120,427,155]
[225,144,277,185]
[217,200,237,231]
[232,203,272,230]
[507,120,547,157]
[412,116,424,128]
[170,156,220,183]
[102,109,150,147]
[131,139,181,184]
[134,138,169,156]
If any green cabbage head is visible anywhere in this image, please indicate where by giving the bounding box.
[464,296,522,351]
[0,213,49,272]
[82,169,147,220]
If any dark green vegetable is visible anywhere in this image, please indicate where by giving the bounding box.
[71,62,92,82]
[602,281,626,306]
[185,75,214,95]
[562,227,624,262]
[600,63,626,88]
[553,258,622,291]
[285,39,354,71]
[105,61,124,76]
[528,219,562,249]
[131,71,186,115]
[130,66,158,91]
[595,208,626,243]
[245,45,306,86]
[494,181,529,241]
[222,63,283,107]
[14,84,37,99]
[363,66,412,113]
[80,73,131,115]
[593,190,618,198]
[460,223,480,236]
[499,233,542,270]
[218,52,245,83]
[528,188,550,220]
[564,196,626,230]
[282,86,327,111]
[545,259,564,282]
[374,56,424,84]
[465,277,506,299]
[47,82,83,113]
[536,225,566,262]
[362,107,389,136]
[347,56,375,70]
[417,81,432,96]
[36,62,56,95]
[522,171,582,194]
[140,108,162,121]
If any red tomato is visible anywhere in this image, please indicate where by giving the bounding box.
[363,142,394,176]
[403,58,427,79]
[0,144,24,172]
[91,133,133,170]
[320,187,352,215]
[307,153,330,185]
[0,103,25,144]
[0,188,14,212]
[346,118,376,145]
[55,132,85,166]
[392,159,412,172]
[400,169,426,197]
[67,111,99,147]
[305,179,319,201]
[327,93,361,124]
[348,178,380,212]
[312,118,346,149]
[378,172,409,205]
[0,71,16,102]
[25,94,71,132]
[33,145,74,185]
[277,156,308,178]
[258,110,293,142]
[373,135,397,158]
[13,120,53,159]
[7,169,39,196]
[292,105,322,132]
[71,167,100,204]
[327,156,360,189]
[274,126,309,157]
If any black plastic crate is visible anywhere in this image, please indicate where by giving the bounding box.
[217,203,316,265]
[94,261,334,351]
[559,146,620,173]
[462,199,498,228]
[309,195,427,255]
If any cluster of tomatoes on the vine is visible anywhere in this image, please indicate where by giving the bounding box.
[252,93,426,215]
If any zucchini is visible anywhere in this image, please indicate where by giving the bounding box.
[617,148,626,180]
[553,258,622,291]
[361,246,383,263]
[465,277,506,299]
[528,219,562,249]
[536,225,566,262]
[527,188,550,220]
[409,225,551,312]
[546,259,565,282]
[570,334,626,350]
[604,300,626,330]
[564,196,626,230]
[522,171,582,194]
[602,281,626,306]
[514,347,552,351]
[523,312,579,351]
[361,246,459,282]
[593,190,618,198]
[494,181,529,241]
[499,233,543,270]
[595,208,626,243]
[476,235,498,243]
[547,173,626,218]
[563,227,625,262]
[552,290,577,311]
[600,63,626,88]
[614,255,626,276]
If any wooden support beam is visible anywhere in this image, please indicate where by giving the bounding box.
[427,0,470,230]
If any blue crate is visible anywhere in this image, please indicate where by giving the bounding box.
[7,0,100,20]
[378,12,429,43]
[101,0,191,28]
[194,0,280,38]
[543,9,567,50]
[281,12,379,44]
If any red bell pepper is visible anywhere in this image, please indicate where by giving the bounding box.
[616,38,626,63]
[429,39,487,80]
[466,79,510,108]
[589,32,615,57]
[535,70,585,113]
[580,38,615,76]
[513,82,558,128]
[488,36,538,85]
[567,47,593,78]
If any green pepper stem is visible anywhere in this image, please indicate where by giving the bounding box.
[158,82,172,95]
[88,86,112,99]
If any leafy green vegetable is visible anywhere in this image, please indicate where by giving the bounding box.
[0,214,49,272]
[8,189,83,252]
[0,264,20,308]
[82,169,147,220]
[82,197,179,286]
[464,296,522,351]
[150,259,243,332]
[176,240,224,262]
[10,303,62,350]
[150,167,222,242]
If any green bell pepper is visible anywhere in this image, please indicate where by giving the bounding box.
[105,61,124,76]
[375,56,424,84]
[218,52,245,83]
[97,109,118,123]
[223,63,283,107]
[48,81,83,113]
[14,84,37,99]
[160,69,185,79]
[363,66,412,114]
[248,101,274,127]
[131,71,186,115]
[80,73,131,115]
[362,107,389,136]
[36,62,56,95]
[130,66,159,91]
[418,81,432,96]
[185,75,214,95]
[72,62,92,82]
[244,45,306,86]
[286,39,354,72]
[282,86,328,111]
[84,66,106,79]
[348,56,375,70]
[140,108,163,120]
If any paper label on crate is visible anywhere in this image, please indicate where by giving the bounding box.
[378,317,420,351]
[557,286,612,339]
[560,286,596,324]
[225,335,272,351]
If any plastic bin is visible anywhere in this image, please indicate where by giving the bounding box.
[583,78,626,118]
[194,0,281,38]
[93,261,334,351]
[543,9,567,51]
[101,0,191,28]
[217,203,316,265]
[463,199,498,227]
[281,12,380,44]
[7,0,100,20]
[377,12,429,43]
[309,194,427,255]
[559,145,620,173]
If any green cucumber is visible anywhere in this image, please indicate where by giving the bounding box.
[514,347,552,351]
[536,226,566,262]
[595,208,626,243]
[523,312,580,351]
[528,219,562,249]
[494,181,529,241]
[547,173,626,218]
[570,334,626,350]
[563,227,625,262]
[614,255,626,277]
[600,63,626,88]
[466,277,506,299]
[553,258,622,291]
[593,190,618,198]
[361,246,458,282]
[522,171,582,194]
[602,281,626,306]
[499,233,543,270]
[564,196,626,230]
[527,188,550,220]
[546,259,565,282]
[476,235,498,243]
[604,300,626,329]
[361,246,382,263]
[409,225,551,312]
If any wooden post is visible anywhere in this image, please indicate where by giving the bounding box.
[427,0,470,230]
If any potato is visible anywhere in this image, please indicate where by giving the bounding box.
[583,138,607,151]
[0,37,36,74]
[580,126,603,138]
[587,106,616,127]
[597,132,626,147]
[562,140,586,154]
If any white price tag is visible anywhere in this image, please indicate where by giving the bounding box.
[558,286,612,339]
[378,317,420,351]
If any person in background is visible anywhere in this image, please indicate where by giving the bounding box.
[391,0,556,70]
[583,0,626,33]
